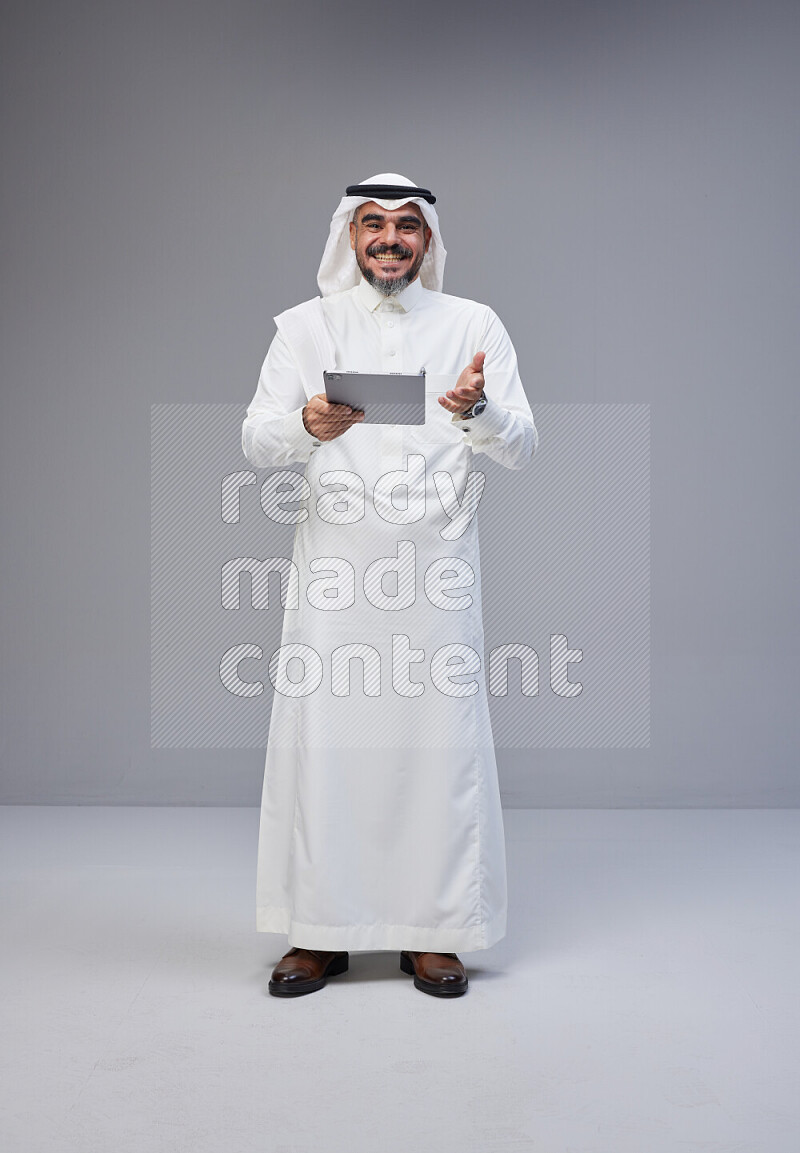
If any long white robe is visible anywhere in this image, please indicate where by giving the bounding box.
[242,275,537,952]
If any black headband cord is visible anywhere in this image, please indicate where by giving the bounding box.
[345,184,436,205]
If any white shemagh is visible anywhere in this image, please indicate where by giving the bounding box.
[317,172,447,296]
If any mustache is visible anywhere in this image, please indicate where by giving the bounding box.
[366,243,413,258]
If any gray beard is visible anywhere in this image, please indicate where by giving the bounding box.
[361,267,414,296]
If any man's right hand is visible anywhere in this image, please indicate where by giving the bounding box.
[302,393,365,441]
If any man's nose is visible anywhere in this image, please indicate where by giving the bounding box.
[383,223,399,245]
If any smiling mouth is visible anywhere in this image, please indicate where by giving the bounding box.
[368,249,412,266]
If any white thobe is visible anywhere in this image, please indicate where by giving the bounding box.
[242,275,538,952]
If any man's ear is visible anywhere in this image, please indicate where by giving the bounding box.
[424,225,432,254]
[349,215,357,252]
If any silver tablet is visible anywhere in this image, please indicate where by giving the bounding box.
[323,369,426,425]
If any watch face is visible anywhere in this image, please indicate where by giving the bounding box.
[457,396,486,420]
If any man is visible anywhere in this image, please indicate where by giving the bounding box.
[241,173,538,998]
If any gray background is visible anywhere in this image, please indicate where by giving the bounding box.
[1,0,797,805]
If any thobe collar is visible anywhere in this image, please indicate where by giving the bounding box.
[356,275,425,314]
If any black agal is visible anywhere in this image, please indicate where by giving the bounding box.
[345,184,436,204]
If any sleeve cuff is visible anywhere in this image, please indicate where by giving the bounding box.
[284,405,321,459]
[450,393,508,439]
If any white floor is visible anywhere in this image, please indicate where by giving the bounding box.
[0,807,798,1153]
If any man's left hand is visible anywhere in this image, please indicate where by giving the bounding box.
[438,350,486,414]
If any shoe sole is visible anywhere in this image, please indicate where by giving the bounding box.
[268,953,349,997]
[399,952,468,997]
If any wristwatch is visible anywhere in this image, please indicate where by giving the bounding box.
[455,392,487,420]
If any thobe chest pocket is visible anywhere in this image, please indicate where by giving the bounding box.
[411,387,466,444]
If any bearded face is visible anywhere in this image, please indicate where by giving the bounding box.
[349,202,431,296]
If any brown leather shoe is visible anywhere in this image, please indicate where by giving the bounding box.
[400,951,468,997]
[268,948,349,997]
